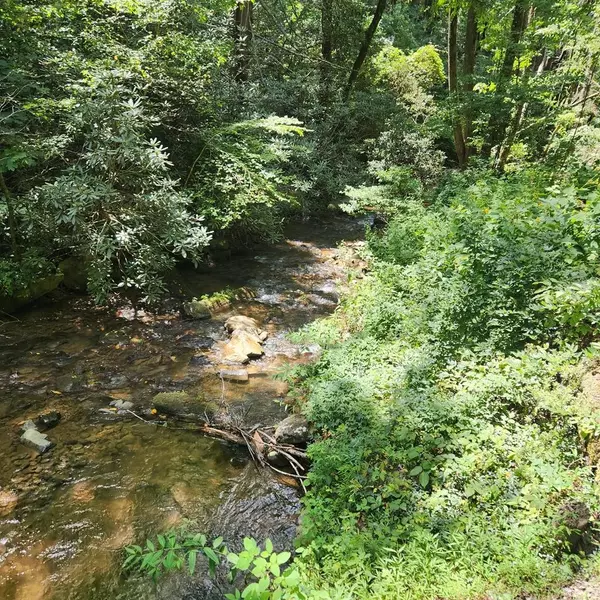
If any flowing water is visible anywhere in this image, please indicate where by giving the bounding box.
[0,217,365,600]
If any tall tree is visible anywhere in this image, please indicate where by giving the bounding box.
[320,0,334,104]
[448,8,467,168]
[234,0,254,83]
[344,0,388,101]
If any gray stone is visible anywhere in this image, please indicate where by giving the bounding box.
[219,369,249,383]
[274,414,310,445]
[109,400,134,411]
[104,375,128,390]
[182,299,211,320]
[21,420,37,433]
[34,411,61,431]
[21,429,53,454]
[266,450,288,468]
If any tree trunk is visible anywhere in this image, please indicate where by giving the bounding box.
[462,4,478,158]
[0,171,18,257]
[320,0,334,105]
[343,0,387,101]
[486,0,529,154]
[233,0,253,83]
[448,10,467,168]
[496,50,548,170]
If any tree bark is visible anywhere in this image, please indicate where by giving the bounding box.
[0,171,18,257]
[462,4,478,157]
[496,50,548,170]
[343,0,387,101]
[486,0,529,154]
[320,0,334,105]
[233,0,253,83]
[448,10,467,168]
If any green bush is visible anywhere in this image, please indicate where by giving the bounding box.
[292,170,600,599]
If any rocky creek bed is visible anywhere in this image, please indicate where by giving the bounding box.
[0,217,366,600]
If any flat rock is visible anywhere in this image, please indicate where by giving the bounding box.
[152,391,214,418]
[225,315,262,337]
[274,414,310,445]
[109,400,134,411]
[222,330,264,364]
[219,369,249,382]
[21,429,54,454]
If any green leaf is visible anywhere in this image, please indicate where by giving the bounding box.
[188,550,197,575]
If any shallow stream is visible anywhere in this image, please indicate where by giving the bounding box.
[0,217,365,600]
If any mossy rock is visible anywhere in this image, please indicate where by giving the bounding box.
[152,391,214,419]
[0,273,64,314]
[182,299,211,320]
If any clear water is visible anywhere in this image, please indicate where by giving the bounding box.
[0,218,365,599]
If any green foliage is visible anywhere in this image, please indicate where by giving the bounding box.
[293,170,600,599]
[124,534,308,600]
[190,117,305,245]
[123,532,225,581]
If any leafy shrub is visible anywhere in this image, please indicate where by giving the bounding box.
[292,170,600,599]
[124,533,308,600]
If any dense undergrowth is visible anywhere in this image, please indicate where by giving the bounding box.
[287,168,600,599]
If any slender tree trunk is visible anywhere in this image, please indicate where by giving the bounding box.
[496,50,547,170]
[343,0,387,101]
[486,0,529,154]
[448,10,467,168]
[462,4,478,158]
[233,0,253,83]
[320,0,334,105]
[0,171,18,257]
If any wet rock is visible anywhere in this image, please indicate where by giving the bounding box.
[274,414,310,445]
[266,450,288,468]
[182,299,211,320]
[222,330,264,364]
[189,355,211,367]
[34,411,61,432]
[225,315,262,337]
[152,391,214,418]
[21,429,54,454]
[220,369,249,383]
[103,375,128,390]
[0,272,64,314]
[109,400,134,411]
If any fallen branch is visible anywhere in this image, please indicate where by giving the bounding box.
[197,422,308,483]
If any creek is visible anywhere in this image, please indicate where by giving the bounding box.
[0,217,365,600]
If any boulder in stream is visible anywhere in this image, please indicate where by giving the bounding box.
[219,369,249,382]
[225,315,262,337]
[153,391,216,419]
[182,298,211,320]
[21,428,54,454]
[274,414,310,445]
[222,330,264,363]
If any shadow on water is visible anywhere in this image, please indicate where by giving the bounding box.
[0,216,366,599]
